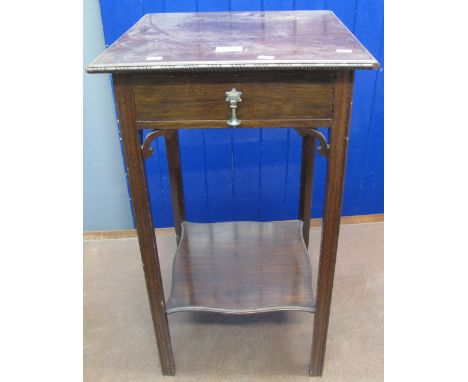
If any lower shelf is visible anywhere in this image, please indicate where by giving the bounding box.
[166,220,315,314]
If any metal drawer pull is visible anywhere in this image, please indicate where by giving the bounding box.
[225,88,242,126]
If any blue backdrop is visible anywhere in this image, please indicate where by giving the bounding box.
[99,0,384,228]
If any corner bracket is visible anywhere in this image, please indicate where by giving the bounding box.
[294,128,330,157]
[141,129,175,160]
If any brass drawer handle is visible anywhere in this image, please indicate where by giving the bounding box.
[225,88,242,127]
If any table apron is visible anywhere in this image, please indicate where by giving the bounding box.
[131,71,335,129]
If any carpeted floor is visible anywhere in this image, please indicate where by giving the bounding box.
[84,222,383,382]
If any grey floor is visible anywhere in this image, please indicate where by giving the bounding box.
[84,222,383,382]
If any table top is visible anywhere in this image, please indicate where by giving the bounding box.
[87,11,379,73]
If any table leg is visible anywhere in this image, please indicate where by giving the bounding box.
[165,130,186,244]
[298,134,316,248]
[113,74,176,376]
[310,71,354,376]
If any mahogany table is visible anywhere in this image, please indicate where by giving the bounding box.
[87,10,379,377]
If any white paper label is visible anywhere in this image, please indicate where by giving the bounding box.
[146,56,163,60]
[215,46,243,53]
[335,49,353,53]
[257,55,275,60]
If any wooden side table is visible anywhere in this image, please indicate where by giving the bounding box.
[87,10,379,376]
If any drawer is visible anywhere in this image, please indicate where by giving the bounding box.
[132,71,334,128]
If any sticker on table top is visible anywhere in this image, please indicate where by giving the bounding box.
[257,55,275,60]
[215,46,243,53]
[335,49,353,53]
[146,56,163,60]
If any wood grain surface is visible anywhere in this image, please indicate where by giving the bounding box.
[310,70,355,376]
[132,71,334,126]
[166,220,314,314]
[113,74,176,375]
[87,11,379,73]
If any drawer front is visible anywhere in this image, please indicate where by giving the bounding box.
[132,71,334,127]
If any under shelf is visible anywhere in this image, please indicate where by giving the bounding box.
[166,220,315,314]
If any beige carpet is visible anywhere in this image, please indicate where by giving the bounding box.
[84,222,383,382]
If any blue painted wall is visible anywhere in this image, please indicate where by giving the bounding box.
[96,0,383,228]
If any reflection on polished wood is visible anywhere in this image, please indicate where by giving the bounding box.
[87,11,379,73]
[166,220,314,314]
